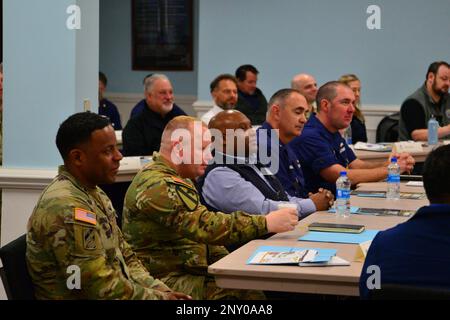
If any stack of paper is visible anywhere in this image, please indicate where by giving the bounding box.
[247,246,349,267]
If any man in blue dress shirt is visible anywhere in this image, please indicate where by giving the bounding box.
[197,110,333,217]
[360,144,450,298]
[289,81,415,194]
[98,72,122,130]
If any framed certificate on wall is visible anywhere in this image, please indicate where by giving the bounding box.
[132,0,193,71]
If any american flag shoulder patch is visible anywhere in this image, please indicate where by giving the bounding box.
[74,208,97,225]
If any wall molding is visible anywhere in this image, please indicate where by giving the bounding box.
[0,168,57,190]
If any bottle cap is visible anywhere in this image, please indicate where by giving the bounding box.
[391,157,397,163]
[339,171,347,176]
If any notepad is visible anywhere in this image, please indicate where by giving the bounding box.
[308,222,365,234]
[298,230,379,244]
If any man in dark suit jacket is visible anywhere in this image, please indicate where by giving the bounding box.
[122,74,186,156]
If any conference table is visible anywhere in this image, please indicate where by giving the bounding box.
[208,182,428,297]
[354,144,433,164]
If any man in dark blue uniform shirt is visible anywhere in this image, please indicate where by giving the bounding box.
[98,72,122,130]
[257,88,332,205]
[122,74,186,156]
[289,81,415,194]
[360,145,450,298]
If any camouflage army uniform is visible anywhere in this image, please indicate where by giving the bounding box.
[122,152,267,300]
[26,166,174,300]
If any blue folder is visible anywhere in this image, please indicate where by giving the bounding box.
[247,245,337,264]
[298,230,379,244]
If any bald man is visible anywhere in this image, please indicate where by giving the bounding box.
[122,115,298,300]
[291,73,318,117]
[197,110,333,219]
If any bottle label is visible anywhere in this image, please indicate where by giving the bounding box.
[336,189,350,199]
[387,174,400,183]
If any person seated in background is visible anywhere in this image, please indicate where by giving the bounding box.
[289,81,415,194]
[26,112,190,300]
[291,73,318,117]
[98,72,122,130]
[360,144,450,299]
[338,74,367,143]
[122,74,186,156]
[201,74,238,125]
[129,73,184,119]
[197,110,333,217]
[122,116,298,300]
[257,88,333,203]
[399,61,450,141]
[235,64,268,125]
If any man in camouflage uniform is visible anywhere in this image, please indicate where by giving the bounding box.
[122,116,298,300]
[26,112,191,300]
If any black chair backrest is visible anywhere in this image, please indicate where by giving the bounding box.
[370,283,450,300]
[0,234,35,300]
[376,112,400,143]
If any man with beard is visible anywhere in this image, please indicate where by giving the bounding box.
[399,61,450,141]
[201,74,238,125]
[122,74,187,156]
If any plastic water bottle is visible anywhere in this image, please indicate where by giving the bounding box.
[387,157,400,200]
[343,126,352,145]
[428,115,439,146]
[336,171,351,218]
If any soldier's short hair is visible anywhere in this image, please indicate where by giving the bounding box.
[161,116,199,141]
[56,112,111,160]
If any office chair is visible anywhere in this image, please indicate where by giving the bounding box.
[0,234,36,300]
[376,112,400,143]
[370,283,450,300]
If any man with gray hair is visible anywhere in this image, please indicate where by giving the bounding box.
[257,89,332,208]
[122,73,186,156]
